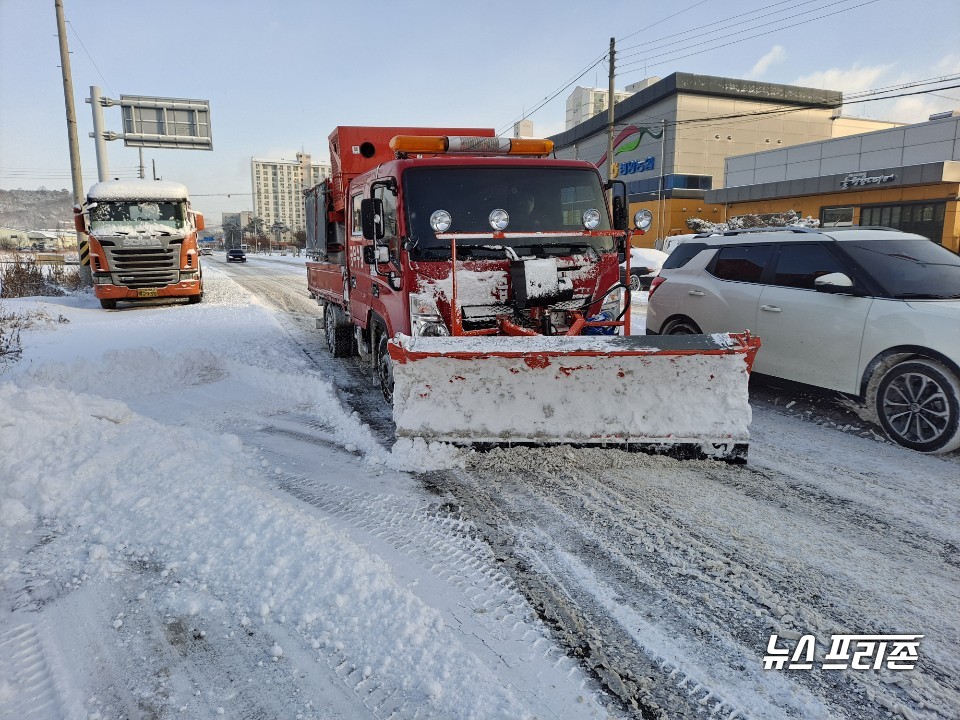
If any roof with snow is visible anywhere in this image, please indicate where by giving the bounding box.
[87,179,190,202]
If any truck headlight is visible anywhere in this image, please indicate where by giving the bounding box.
[601,289,622,318]
[180,271,199,281]
[410,294,449,336]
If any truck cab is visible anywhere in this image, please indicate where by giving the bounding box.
[76,179,205,309]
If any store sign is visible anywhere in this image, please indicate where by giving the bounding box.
[840,171,895,190]
[613,156,655,178]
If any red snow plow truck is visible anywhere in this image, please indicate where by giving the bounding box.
[306,126,759,460]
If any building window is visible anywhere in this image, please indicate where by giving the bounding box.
[820,207,854,227]
[860,202,946,243]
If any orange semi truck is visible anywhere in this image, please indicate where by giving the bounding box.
[75,179,205,309]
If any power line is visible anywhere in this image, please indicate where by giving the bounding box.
[606,78,960,136]
[498,0,876,137]
[618,0,711,43]
[617,0,879,75]
[618,0,846,58]
[66,20,114,97]
[497,0,712,135]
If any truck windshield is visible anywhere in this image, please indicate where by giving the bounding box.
[89,200,186,230]
[842,238,960,299]
[402,167,613,259]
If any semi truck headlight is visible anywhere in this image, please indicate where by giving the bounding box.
[180,271,198,281]
[582,209,601,229]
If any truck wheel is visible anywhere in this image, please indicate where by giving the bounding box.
[874,358,960,453]
[375,332,394,405]
[324,303,354,358]
[99,299,117,310]
[188,294,202,304]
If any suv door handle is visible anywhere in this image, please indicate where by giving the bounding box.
[760,304,782,313]
[688,290,705,296]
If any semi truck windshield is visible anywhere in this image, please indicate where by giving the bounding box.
[402,167,613,259]
[90,200,186,228]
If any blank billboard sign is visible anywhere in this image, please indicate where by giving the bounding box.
[120,95,212,150]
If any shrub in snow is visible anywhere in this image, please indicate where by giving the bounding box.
[685,211,820,234]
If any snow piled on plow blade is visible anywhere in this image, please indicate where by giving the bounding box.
[388,333,761,461]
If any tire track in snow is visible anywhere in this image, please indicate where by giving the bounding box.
[0,624,73,720]
[241,417,616,719]
[438,449,955,720]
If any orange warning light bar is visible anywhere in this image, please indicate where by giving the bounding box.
[389,135,554,157]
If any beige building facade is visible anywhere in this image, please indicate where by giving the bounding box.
[551,73,902,245]
[251,152,332,231]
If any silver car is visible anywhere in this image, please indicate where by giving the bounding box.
[647,227,960,453]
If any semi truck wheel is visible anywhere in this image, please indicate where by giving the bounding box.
[99,299,117,310]
[324,303,355,358]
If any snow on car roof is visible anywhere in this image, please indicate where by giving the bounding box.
[690,227,923,245]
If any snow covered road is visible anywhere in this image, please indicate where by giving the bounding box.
[1,255,957,719]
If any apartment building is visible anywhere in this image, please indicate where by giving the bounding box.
[564,79,659,130]
[251,152,332,231]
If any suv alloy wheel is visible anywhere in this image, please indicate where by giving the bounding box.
[875,358,960,453]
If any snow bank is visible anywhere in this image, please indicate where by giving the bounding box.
[0,382,528,718]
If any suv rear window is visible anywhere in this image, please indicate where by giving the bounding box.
[661,242,708,269]
[709,244,772,283]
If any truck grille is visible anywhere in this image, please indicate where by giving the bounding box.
[105,247,179,288]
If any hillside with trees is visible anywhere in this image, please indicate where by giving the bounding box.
[0,188,74,231]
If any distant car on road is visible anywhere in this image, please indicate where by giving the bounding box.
[226,248,247,263]
[646,227,960,453]
[200,247,213,256]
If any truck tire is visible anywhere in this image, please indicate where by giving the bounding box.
[324,303,355,358]
[188,294,202,304]
[375,332,394,405]
[100,299,117,310]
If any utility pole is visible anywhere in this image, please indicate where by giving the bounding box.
[607,37,616,183]
[54,0,91,286]
[657,118,666,242]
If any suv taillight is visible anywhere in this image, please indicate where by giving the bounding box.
[648,276,665,297]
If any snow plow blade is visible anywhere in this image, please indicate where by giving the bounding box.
[388,332,761,461]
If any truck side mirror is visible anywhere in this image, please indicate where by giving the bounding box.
[361,198,384,241]
[195,212,205,232]
[612,196,628,232]
[73,206,86,233]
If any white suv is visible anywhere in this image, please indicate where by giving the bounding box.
[646,227,960,453]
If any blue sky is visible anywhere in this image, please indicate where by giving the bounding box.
[1,0,958,222]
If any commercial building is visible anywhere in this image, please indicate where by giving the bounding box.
[706,112,960,251]
[251,152,331,231]
[550,73,901,245]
